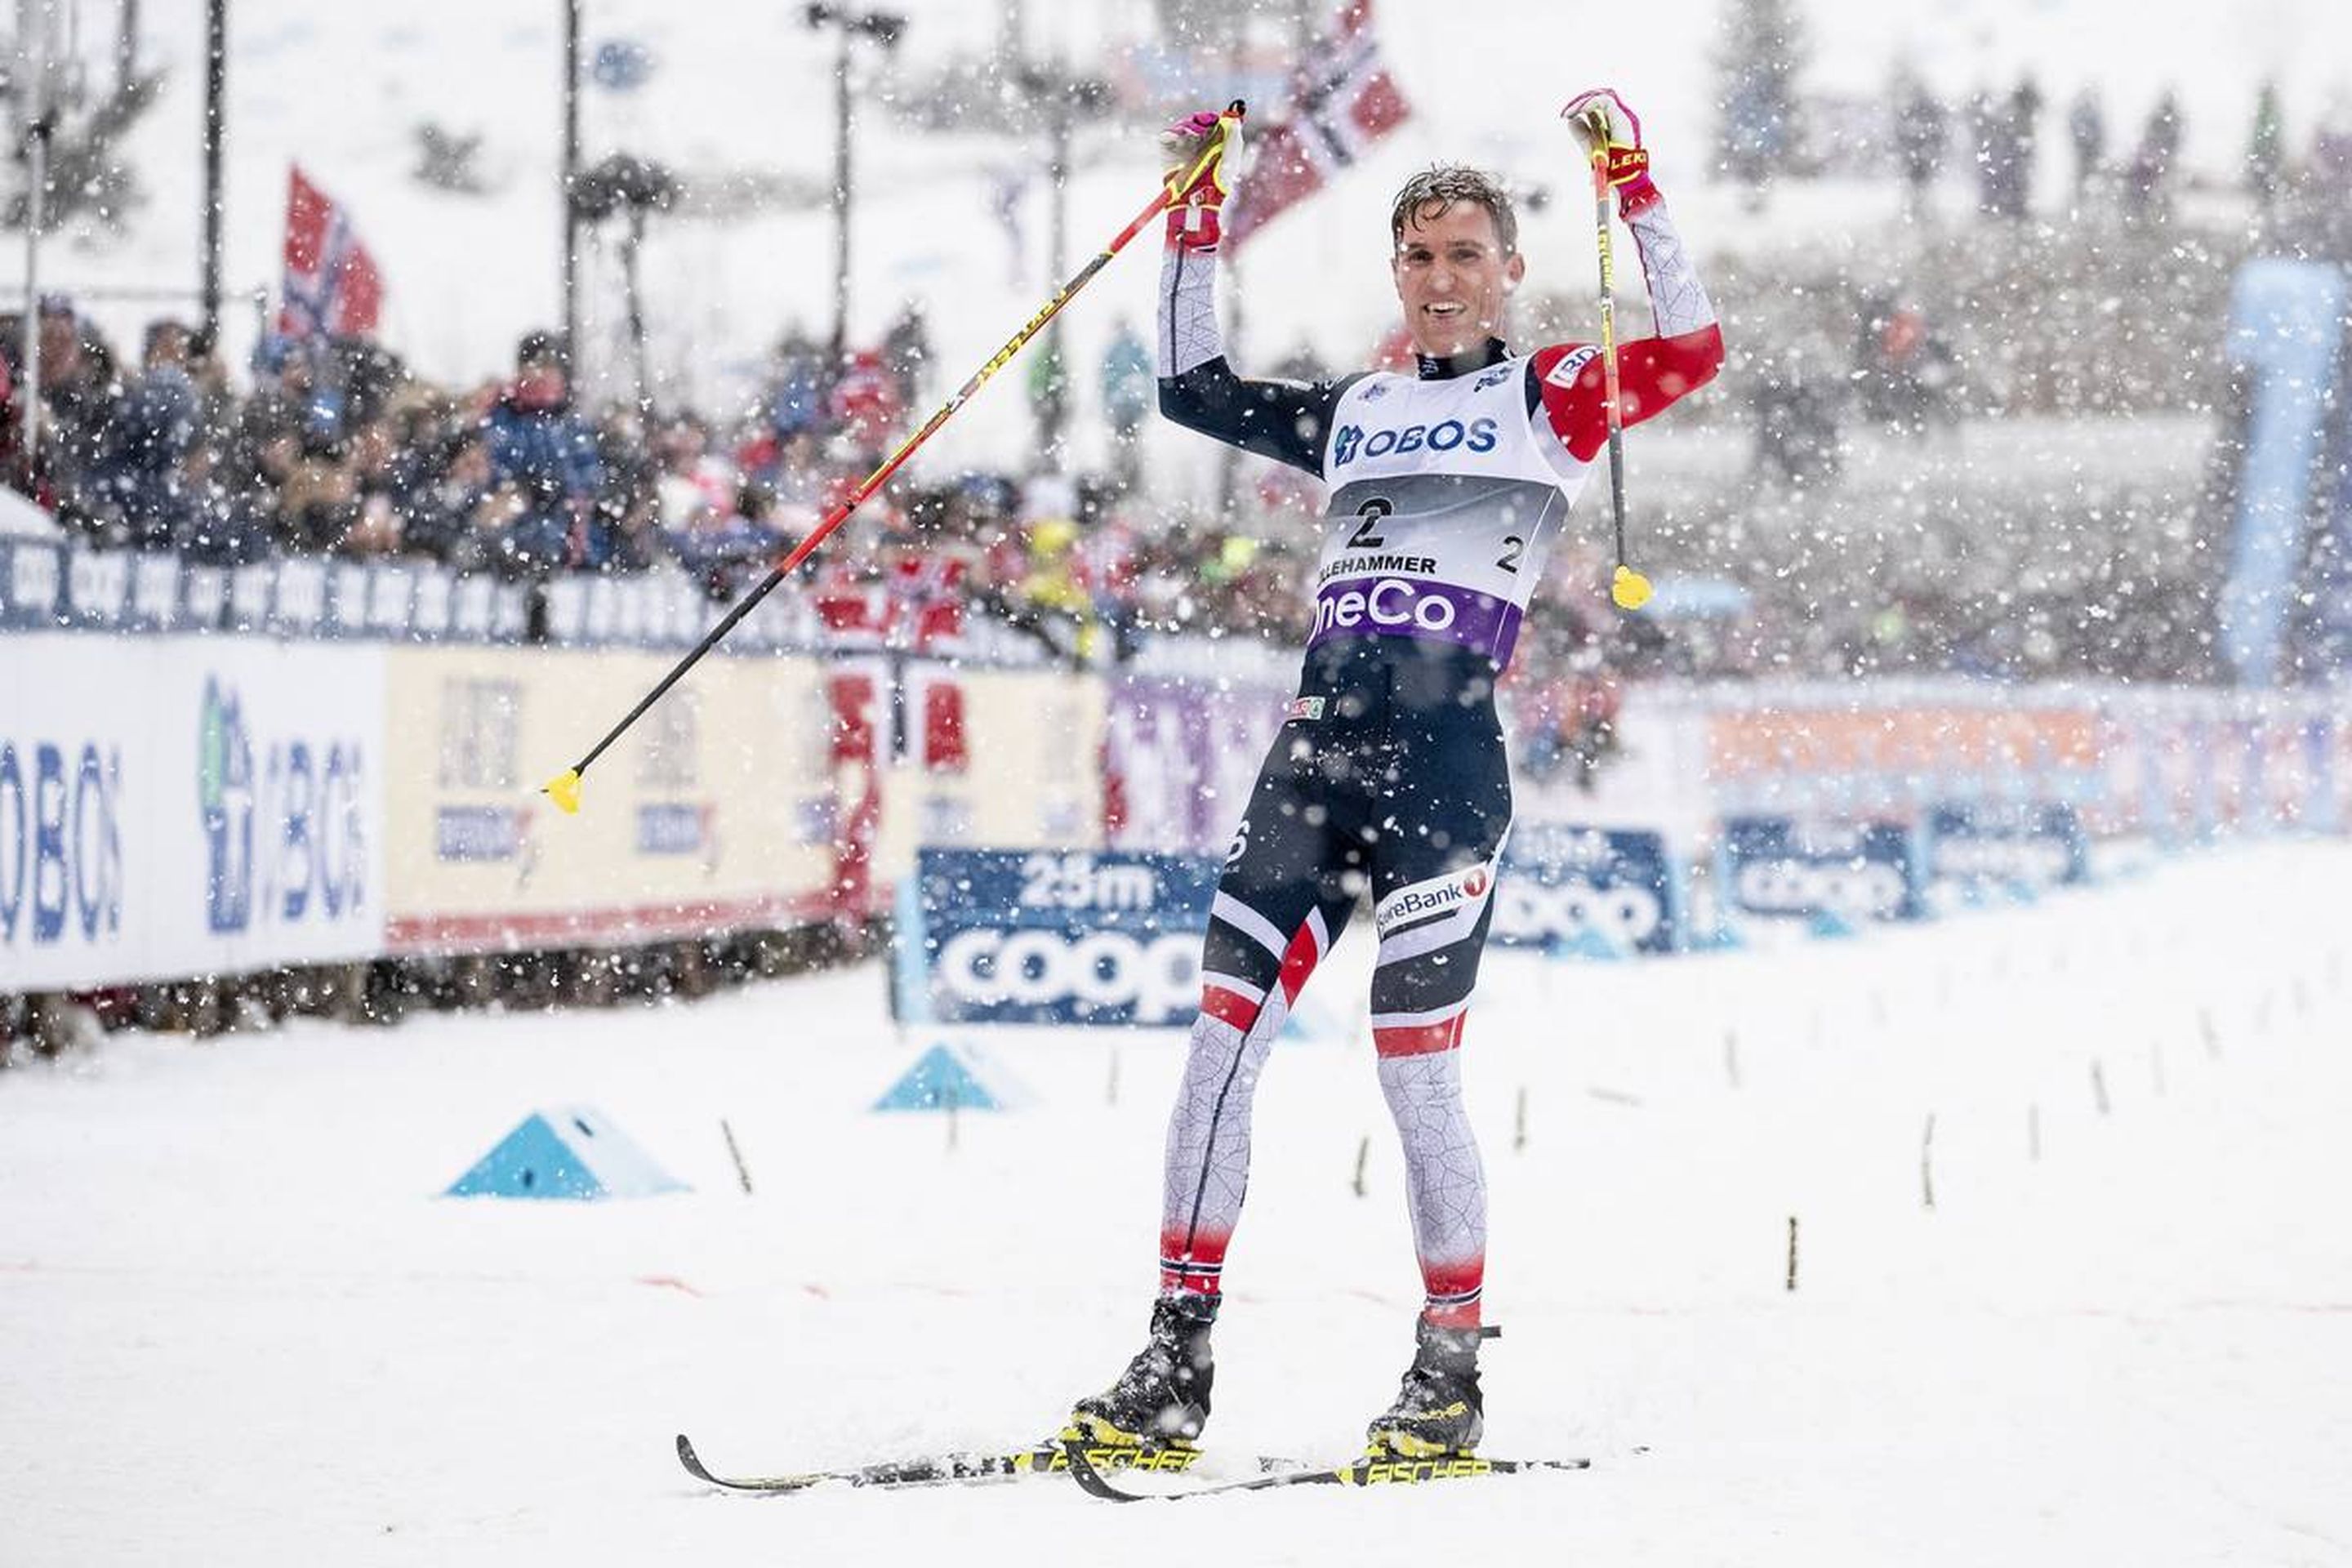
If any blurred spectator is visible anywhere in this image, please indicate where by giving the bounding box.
[768,326,831,440]
[1027,333,1069,472]
[93,319,200,550]
[1751,348,1842,488]
[30,296,121,508]
[2068,87,2106,202]
[484,330,604,572]
[881,303,931,409]
[2005,77,2043,218]
[1854,293,1959,433]
[2127,90,2183,224]
[1099,318,1153,491]
[828,350,904,468]
[1894,80,1948,220]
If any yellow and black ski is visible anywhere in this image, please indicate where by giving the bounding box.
[1060,1439,1589,1503]
[676,1432,1218,1496]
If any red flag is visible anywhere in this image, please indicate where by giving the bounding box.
[278,166,384,340]
[1226,0,1413,248]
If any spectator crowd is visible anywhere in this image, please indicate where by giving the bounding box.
[8,68,2345,693]
[0,301,1304,661]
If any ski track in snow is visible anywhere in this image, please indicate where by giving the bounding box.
[2,844,2350,1564]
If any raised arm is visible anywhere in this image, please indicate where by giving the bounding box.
[1153,109,1360,477]
[1531,90,1726,466]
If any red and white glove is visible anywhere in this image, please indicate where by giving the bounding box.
[1562,87,1659,218]
[1160,105,1245,251]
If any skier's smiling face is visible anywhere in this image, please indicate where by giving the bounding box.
[1392,201,1524,359]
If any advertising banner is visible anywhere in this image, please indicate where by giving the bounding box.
[1102,672,1289,855]
[877,663,1107,875]
[381,645,840,952]
[1719,815,1926,925]
[2,634,386,989]
[1922,802,2089,894]
[1492,822,1682,955]
[898,846,1220,1027]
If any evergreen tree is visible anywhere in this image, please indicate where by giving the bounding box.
[1714,0,1811,205]
[2247,81,2285,207]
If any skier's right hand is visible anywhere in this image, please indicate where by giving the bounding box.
[1160,103,1245,251]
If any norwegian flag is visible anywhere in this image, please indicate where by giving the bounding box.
[276,166,385,340]
[1225,0,1412,248]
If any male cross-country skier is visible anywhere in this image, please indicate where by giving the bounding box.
[1066,91,1723,1460]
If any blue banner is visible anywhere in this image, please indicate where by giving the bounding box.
[2221,259,2347,688]
[900,847,1221,1027]
[1493,823,1683,955]
[1922,802,2089,892]
[1720,815,1927,924]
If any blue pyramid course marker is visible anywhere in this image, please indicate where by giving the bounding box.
[1808,908,1860,941]
[1281,993,1350,1046]
[1549,928,1627,962]
[873,1043,1006,1113]
[444,1106,688,1200]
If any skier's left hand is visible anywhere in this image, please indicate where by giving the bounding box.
[1160,104,1245,251]
[1562,87,1659,216]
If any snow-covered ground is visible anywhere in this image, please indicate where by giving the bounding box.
[4,842,2349,1565]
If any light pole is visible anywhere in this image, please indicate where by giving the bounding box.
[199,0,225,347]
[1013,60,1110,468]
[804,3,904,364]
[560,0,582,368]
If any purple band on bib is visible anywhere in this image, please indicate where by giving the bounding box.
[1306,577,1523,665]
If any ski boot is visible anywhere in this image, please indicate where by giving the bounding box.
[1363,1320,1499,1459]
[1064,1294,1216,1458]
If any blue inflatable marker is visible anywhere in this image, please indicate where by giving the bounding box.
[874,1043,1006,1113]
[1549,928,1628,962]
[1692,923,1746,952]
[1808,909,1859,941]
[444,1107,688,1200]
[1280,993,1351,1047]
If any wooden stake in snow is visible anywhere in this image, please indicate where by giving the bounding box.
[946,1084,960,1152]
[1921,1113,1937,1209]
[1724,1028,1742,1089]
[1786,1216,1800,1292]
[1107,1047,1120,1108]
[1352,1135,1370,1198]
[2091,1059,2110,1116]
[2029,1103,2041,1163]
[2199,1007,2221,1060]
[720,1118,754,1195]
[1513,1086,1529,1152]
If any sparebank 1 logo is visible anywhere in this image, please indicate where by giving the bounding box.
[200,675,368,935]
[200,677,256,933]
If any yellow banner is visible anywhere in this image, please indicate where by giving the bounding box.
[382,646,836,952]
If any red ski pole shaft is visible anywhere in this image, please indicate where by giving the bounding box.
[543,105,1243,813]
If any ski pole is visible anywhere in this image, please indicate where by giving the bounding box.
[541,104,1245,815]
[1585,109,1650,612]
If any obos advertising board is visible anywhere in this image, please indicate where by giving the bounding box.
[2,634,385,989]
[900,847,1221,1026]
